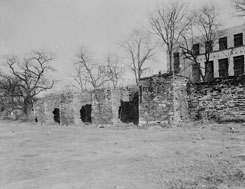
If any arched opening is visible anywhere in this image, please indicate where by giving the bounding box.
[80,104,92,123]
[53,108,60,124]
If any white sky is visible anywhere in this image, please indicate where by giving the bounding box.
[0,0,244,89]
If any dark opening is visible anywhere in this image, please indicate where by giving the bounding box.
[139,86,142,103]
[234,33,243,47]
[218,58,229,77]
[118,92,139,125]
[53,108,60,124]
[205,40,213,52]
[234,55,244,76]
[80,104,92,123]
[219,37,227,50]
[192,43,200,56]
[173,52,180,73]
[205,61,214,81]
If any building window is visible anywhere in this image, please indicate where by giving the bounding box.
[205,61,214,81]
[234,33,243,47]
[173,52,180,73]
[219,37,227,50]
[233,55,244,76]
[218,58,228,77]
[205,40,213,53]
[192,43,200,56]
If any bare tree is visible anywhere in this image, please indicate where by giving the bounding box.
[104,54,124,89]
[148,0,189,73]
[75,46,109,90]
[121,30,155,85]
[0,74,23,114]
[233,0,245,16]
[197,4,221,81]
[178,12,206,82]
[179,4,221,82]
[1,51,55,120]
[70,65,87,91]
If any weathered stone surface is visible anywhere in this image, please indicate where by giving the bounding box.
[33,88,136,126]
[92,89,113,124]
[60,92,74,125]
[34,75,245,126]
[139,73,189,126]
[73,92,92,125]
[188,76,245,122]
[34,93,60,124]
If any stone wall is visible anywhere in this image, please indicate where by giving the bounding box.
[173,76,190,123]
[91,88,137,125]
[34,76,245,125]
[60,92,74,125]
[34,91,92,125]
[139,74,189,125]
[34,88,134,126]
[73,92,92,125]
[34,94,60,124]
[111,89,121,125]
[92,89,113,124]
[188,76,245,122]
[139,74,245,125]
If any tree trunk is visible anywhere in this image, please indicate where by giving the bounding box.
[168,51,172,73]
[22,98,33,121]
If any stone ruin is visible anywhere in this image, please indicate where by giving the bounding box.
[138,73,189,125]
[33,88,139,126]
[30,74,245,126]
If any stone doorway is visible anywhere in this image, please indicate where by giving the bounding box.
[80,104,92,123]
[53,108,60,124]
[118,92,139,125]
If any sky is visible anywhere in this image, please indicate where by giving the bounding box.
[0,0,244,90]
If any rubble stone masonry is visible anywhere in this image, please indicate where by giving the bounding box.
[34,94,60,124]
[33,88,135,126]
[138,74,189,125]
[188,76,245,122]
[33,75,245,126]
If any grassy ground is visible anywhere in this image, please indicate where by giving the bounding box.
[0,120,244,189]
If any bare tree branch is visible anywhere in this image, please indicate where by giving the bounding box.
[120,30,155,85]
[233,0,245,16]
[148,0,189,73]
[0,51,55,120]
[73,46,109,90]
[104,54,124,89]
[179,4,221,82]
